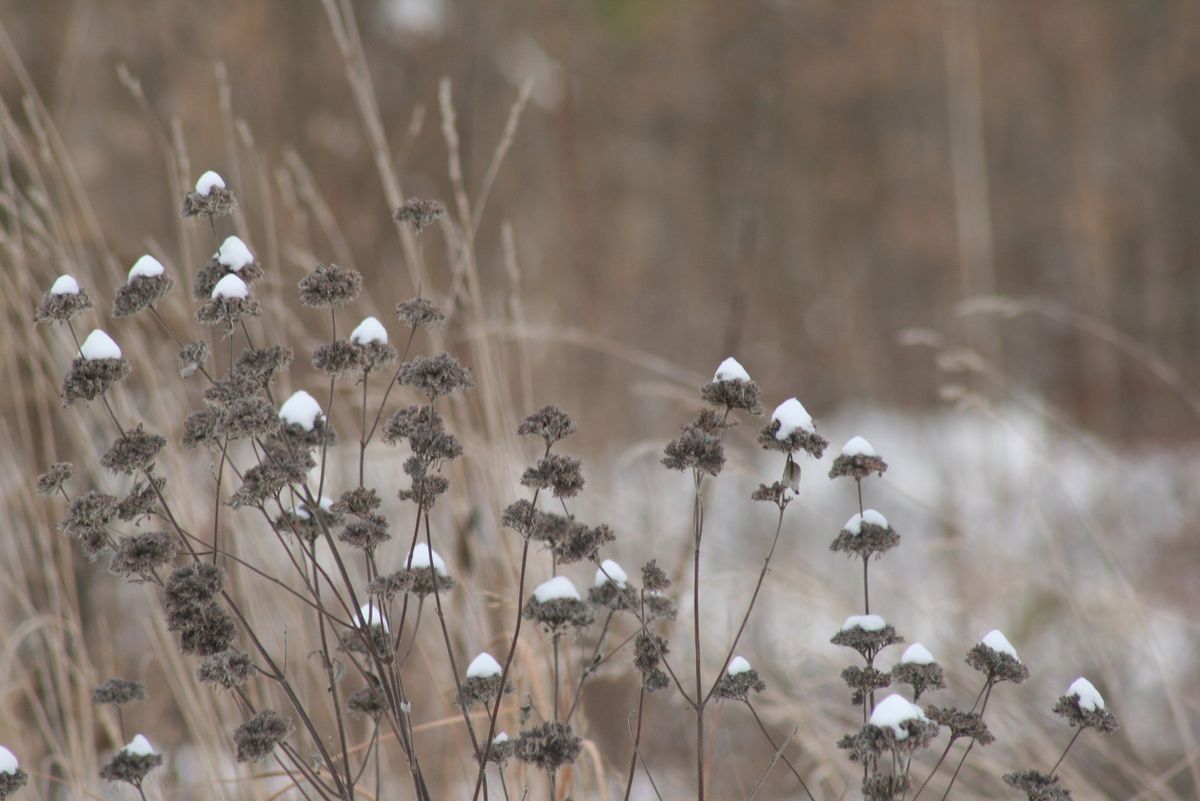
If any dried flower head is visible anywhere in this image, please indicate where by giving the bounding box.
[339,515,390,552]
[396,297,446,329]
[1053,679,1119,734]
[830,509,901,561]
[634,630,671,691]
[700,358,763,414]
[178,341,209,378]
[177,601,237,656]
[890,651,945,702]
[662,409,727,476]
[92,678,145,706]
[331,487,381,517]
[36,462,73,496]
[841,665,893,706]
[517,406,577,446]
[101,424,166,475]
[925,706,994,745]
[523,578,594,634]
[0,765,28,800]
[714,658,767,701]
[398,353,475,400]
[458,655,513,709]
[1003,770,1073,801]
[182,171,236,218]
[487,733,515,764]
[59,490,118,560]
[829,436,889,480]
[966,631,1030,684]
[641,560,671,592]
[313,339,367,377]
[222,396,280,441]
[197,291,261,333]
[109,531,177,579]
[393,198,445,233]
[347,683,386,720]
[521,454,585,498]
[61,356,130,405]
[197,649,255,689]
[276,498,343,542]
[298,263,362,308]
[234,345,293,384]
[367,570,415,600]
[861,773,910,801]
[552,521,614,564]
[757,417,829,458]
[514,722,582,772]
[164,562,224,605]
[644,591,678,622]
[117,478,164,521]
[35,276,93,324]
[99,740,163,787]
[831,616,903,662]
[114,273,174,318]
[233,710,293,763]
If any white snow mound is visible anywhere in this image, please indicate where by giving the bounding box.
[772,397,815,438]
[842,614,887,632]
[0,747,17,775]
[900,643,935,665]
[50,275,80,295]
[351,316,389,345]
[493,732,509,744]
[358,602,388,631]
[216,236,254,270]
[124,734,156,756]
[408,543,448,575]
[279,391,323,431]
[533,576,581,603]
[842,436,876,457]
[128,255,165,280]
[727,656,753,675]
[980,629,1019,660]
[870,694,927,739]
[467,652,502,678]
[1068,677,1105,711]
[844,509,889,534]
[195,170,226,196]
[593,559,628,587]
[713,357,752,383]
[80,330,121,360]
[211,273,248,299]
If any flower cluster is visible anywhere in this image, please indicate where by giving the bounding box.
[233,709,292,762]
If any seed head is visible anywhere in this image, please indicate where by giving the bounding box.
[393,198,445,233]
[233,710,292,763]
[92,678,146,706]
[36,462,73,496]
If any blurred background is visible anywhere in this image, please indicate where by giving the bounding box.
[1,1,1198,799]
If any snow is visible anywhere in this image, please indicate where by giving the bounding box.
[870,694,927,739]
[533,576,581,603]
[408,543,448,576]
[80,330,122,360]
[841,614,887,632]
[50,274,80,295]
[844,509,889,534]
[772,397,815,438]
[980,629,1020,661]
[294,497,334,520]
[713,357,752,383]
[0,747,17,775]
[128,255,165,280]
[278,391,323,431]
[492,732,509,745]
[358,602,389,631]
[1068,677,1105,711]
[727,656,753,675]
[593,559,628,587]
[211,274,248,299]
[466,652,502,678]
[216,236,254,270]
[124,734,156,756]
[350,316,389,346]
[842,436,877,457]
[900,643,935,665]
[195,170,226,196]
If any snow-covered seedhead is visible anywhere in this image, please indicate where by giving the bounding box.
[1054,677,1119,734]
[99,734,162,787]
[829,435,889,480]
[404,542,454,597]
[593,559,628,588]
[891,643,946,702]
[217,236,254,270]
[966,629,1030,684]
[759,397,828,458]
[278,390,323,434]
[0,745,26,801]
[713,655,766,702]
[344,317,399,372]
[198,274,260,331]
[870,695,927,739]
[350,316,388,345]
[830,508,900,561]
[62,331,130,405]
[192,237,263,300]
[701,356,762,414]
[357,602,389,631]
[36,275,93,325]
[459,652,511,708]
[487,730,515,764]
[588,558,634,610]
[831,614,903,661]
[276,496,343,542]
[182,170,235,218]
[114,256,175,317]
[841,695,939,764]
[524,576,593,633]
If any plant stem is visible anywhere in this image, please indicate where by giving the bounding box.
[1049,728,1083,777]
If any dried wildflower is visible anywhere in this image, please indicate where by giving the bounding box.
[404,545,455,598]
[59,491,118,560]
[197,293,261,332]
[178,341,209,378]
[113,274,174,318]
[182,171,236,219]
[298,264,362,308]
[398,461,452,507]
[223,397,280,441]
[521,454,585,498]
[277,498,343,542]
[925,706,994,745]
[966,632,1030,685]
[234,345,293,384]
[368,571,415,600]
[588,559,633,610]
[228,458,295,509]
[398,354,475,400]
[641,560,671,592]
[840,706,938,763]
[35,277,93,324]
[101,424,166,475]
[347,685,386,719]
[751,481,792,506]
[891,659,945,702]
[0,765,28,800]
[515,721,582,772]
[61,356,130,405]
[117,478,164,522]
[313,339,366,377]
[634,630,671,692]
[487,733,515,764]
[197,649,255,689]
[99,738,162,786]
[1003,770,1073,801]
[830,509,901,561]
[393,198,445,232]
[177,601,237,656]
[1053,679,1119,734]
[109,531,176,579]
[523,577,594,634]
[501,500,537,537]
[831,616,903,662]
[841,665,892,706]
[700,368,763,414]
[517,406,577,446]
[339,515,390,551]
[458,656,513,709]
[861,773,909,801]
[714,658,767,701]
[829,436,888,480]
[396,297,446,329]
[331,487,381,517]
[552,521,613,564]
[644,592,678,622]
[92,678,145,706]
[384,405,460,457]
[758,398,828,458]
[36,462,73,496]
[662,410,727,476]
[165,563,224,606]
[182,408,223,449]
[233,710,293,763]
